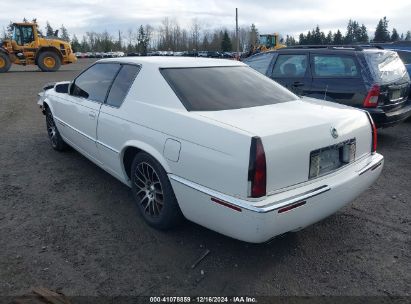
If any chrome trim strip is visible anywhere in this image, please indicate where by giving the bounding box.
[54,117,95,142]
[358,160,383,176]
[96,140,119,154]
[169,174,330,213]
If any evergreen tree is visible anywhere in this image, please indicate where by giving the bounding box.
[374,17,390,42]
[137,25,150,55]
[298,33,305,45]
[248,24,259,50]
[405,31,411,41]
[71,34,81,52]
[325,31,333,45]
[60,25,70,42]
[221,30,232,51]
[45,21,54,37]
[358,24,369,43]
[391,28,399,41]
[333,30,344,45]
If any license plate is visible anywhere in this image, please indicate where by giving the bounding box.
[309,139,356,179]
[390,89,402,101]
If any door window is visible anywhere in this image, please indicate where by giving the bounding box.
[106,65,140,107]
[71,63,120,103]
[313,55,358,77]
[272,54,308,77]
[21,26,34,44]
[243,52,275,75]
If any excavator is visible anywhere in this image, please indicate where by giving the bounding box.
[0,21,77,73]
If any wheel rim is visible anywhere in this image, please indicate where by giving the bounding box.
[133,162,164,218]
[46,112,58,147]
[0,57,5,68]
[43,57,56,68]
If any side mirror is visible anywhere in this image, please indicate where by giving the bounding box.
[55,81,71,94]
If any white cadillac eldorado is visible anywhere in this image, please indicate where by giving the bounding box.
[37,57,384,243]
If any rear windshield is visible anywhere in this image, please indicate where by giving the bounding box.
[364,50,409,84]
[161,66,297,111]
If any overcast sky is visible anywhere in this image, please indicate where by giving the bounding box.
[1,0,410,39]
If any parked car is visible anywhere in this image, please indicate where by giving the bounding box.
[37,57,383,243]
[243,46,411,128]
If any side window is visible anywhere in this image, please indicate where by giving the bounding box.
[396,51,411,64]
[272,54,308,77]
[71,63,120,102]
[244,53,274,74]
[313,55,358,77]
[22,26,34,44]
[106,65,140,107]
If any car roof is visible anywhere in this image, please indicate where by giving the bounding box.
[97,57,245,68]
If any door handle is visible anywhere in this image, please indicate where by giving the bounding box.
[293,81,304,87]
[89,111,96,120]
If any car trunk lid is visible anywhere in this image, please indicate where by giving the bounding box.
[195,99,372,193]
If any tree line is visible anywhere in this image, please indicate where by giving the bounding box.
[287,17,411,46]
[2,17,410,54]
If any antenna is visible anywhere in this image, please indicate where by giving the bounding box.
[324,85,328,100]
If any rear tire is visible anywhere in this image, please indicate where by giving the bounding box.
[38,51,61,72]
[45,107,69,151]
[0,52,11,73]
[131,152,184,230]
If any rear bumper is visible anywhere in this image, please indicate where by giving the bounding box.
[169,153,384,243]
[367,100,411,128]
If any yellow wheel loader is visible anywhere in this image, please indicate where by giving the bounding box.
[0,22,77,73]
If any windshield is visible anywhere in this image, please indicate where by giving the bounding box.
[161,66,297,111]
[364,50,409,84]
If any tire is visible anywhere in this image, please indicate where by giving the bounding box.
[38,51,61,72]
[0,52,11,73]
[131,152,184,230]
[45,107,69,151]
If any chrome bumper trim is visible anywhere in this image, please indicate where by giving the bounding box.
[169,174,330,214]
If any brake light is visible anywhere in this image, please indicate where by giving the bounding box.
[248,137,266,198]
[366,112,377,153]
[363,85,380,108]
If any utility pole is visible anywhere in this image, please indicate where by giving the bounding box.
[236,8,240,60]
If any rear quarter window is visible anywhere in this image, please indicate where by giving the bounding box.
[161,66,298,111]
[243,53,275,75]
[312,55,359,77]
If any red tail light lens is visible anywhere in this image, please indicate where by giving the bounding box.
[363,85,380,108]
[248,137,266,198]
[366,112,377,153]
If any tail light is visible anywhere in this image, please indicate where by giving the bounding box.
[248,137,266,198]
[366,112,377,153]
[363,85,380,108]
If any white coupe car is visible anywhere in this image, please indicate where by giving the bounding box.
[37,57,384,243]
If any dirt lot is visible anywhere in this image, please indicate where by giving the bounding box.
[0,59,410,298]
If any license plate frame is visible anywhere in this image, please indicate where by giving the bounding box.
[309,139,356,179]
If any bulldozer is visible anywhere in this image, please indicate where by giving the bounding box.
[0,21,77,73]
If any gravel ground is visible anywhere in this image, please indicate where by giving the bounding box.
[0,59,410,298]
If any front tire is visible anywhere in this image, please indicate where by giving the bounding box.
[45,107,69,151]
[0,52,11,73]
[38,51,61,72]
[131,153,183,230]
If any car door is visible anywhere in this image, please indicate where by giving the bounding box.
[270,52,311,95]
[54,63,121,163]
[96,64,141,179]
[309,53,364,105]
